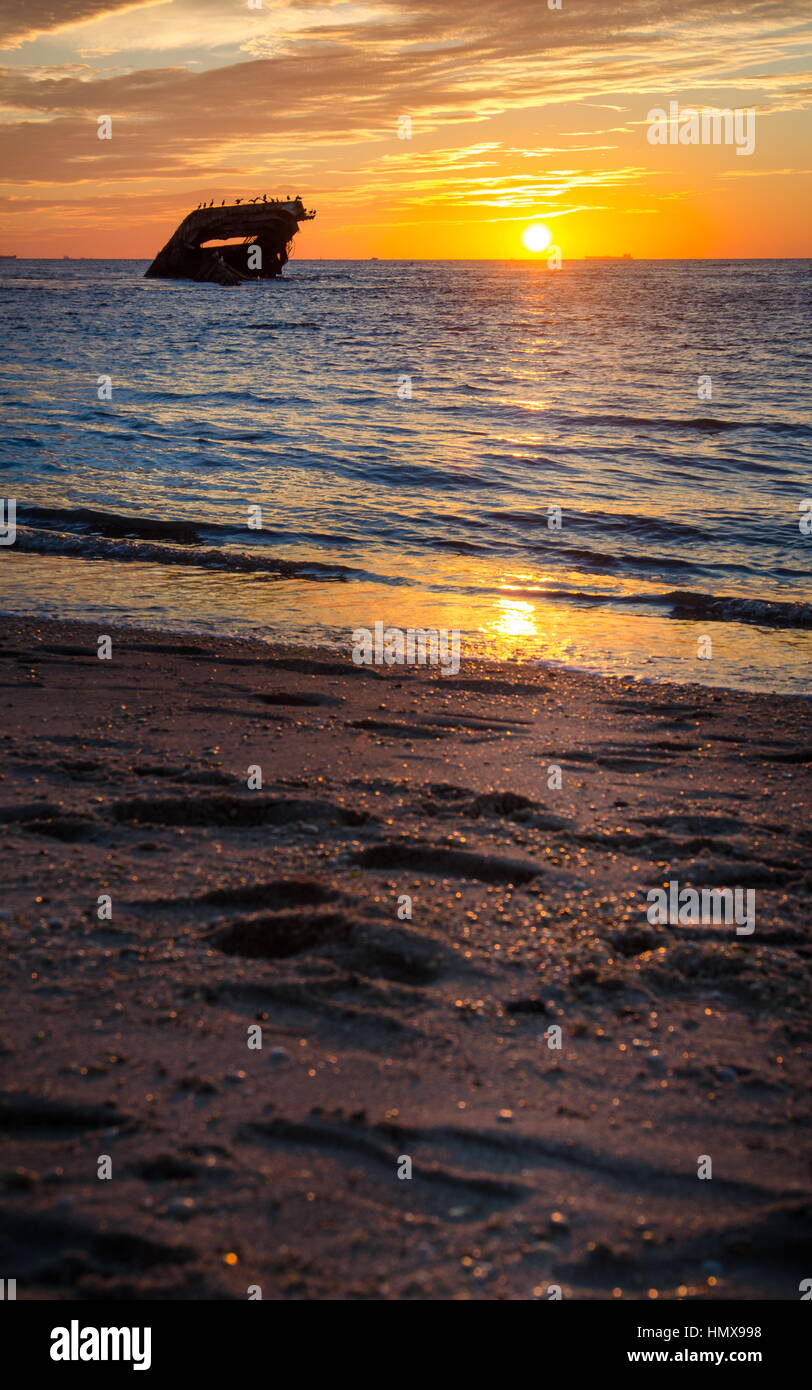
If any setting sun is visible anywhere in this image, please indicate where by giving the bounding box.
[522,224,553,253]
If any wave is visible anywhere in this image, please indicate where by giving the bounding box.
[19,504,204,545]
[495,408,811,438]
[566,585,812,630]
[567,413,741,433]
[437,582,812,631]
[486,507,712,543]
[575,412,812,438]
[14,518,810,631]
[661,589,812,630]
[20,504,810,620]
[531,542,704,575]
[12,524,384,584]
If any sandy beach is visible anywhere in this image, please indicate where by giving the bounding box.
[0,613,809,1300]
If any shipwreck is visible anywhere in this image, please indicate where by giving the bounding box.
[144,198,315,286]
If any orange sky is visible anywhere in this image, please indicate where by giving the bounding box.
[1,0,810,259]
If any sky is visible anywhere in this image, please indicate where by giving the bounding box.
[0,0,810,259]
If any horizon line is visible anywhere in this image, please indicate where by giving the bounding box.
[2,255,810,263]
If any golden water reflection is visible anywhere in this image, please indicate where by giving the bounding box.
[478,594,582,665]
[5,551,808,695]
[487,598,539,642]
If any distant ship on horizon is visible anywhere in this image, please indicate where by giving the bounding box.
[0,254,17,259]
[584,253,633,260]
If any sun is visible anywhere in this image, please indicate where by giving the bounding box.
[522,223,553,253]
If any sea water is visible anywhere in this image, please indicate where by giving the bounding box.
[1,257,809,692]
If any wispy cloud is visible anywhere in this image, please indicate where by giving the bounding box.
[0,0,809,255]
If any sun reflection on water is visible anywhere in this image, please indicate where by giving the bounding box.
[489,598,539,641]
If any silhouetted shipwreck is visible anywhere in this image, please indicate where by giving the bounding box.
[144,199,315,286]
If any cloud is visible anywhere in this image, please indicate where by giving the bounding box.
[0,0,164,50]
[719,166,812,177]
[0,0,809,258]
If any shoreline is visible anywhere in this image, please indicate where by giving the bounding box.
[0,612,809,1299]
[1,601,810,702]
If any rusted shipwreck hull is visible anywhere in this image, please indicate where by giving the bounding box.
[144,199,315,286]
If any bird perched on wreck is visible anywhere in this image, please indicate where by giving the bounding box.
[145,196,315,284]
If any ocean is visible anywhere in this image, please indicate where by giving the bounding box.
[1,257,809,693]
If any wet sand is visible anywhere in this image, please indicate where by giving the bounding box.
[0,614,809,1300]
